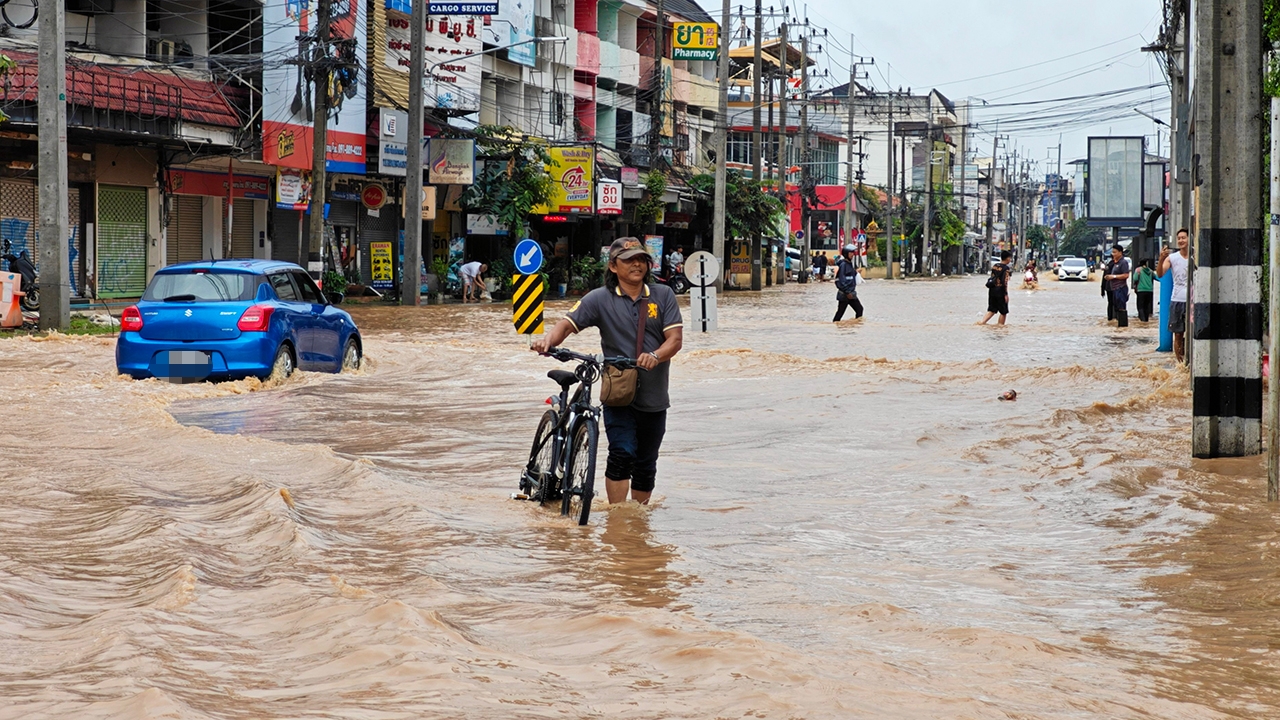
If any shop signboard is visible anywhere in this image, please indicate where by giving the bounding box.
[467,214,508,235]
[386,1,482,112]
[671,22,718,61]
[428,1,497,13]
[597,181,623,215]
[620,167,639,186]
[482,0,535,66]
[276,169,310,210]
[370,241,394,289]
[730,238,750,274]
[1086,136,1144,224]
[401,186,437,220]
[427,139,475,185]
[168,169,270,200]
[537,146,594,214]
[262,0,366,173]
[362,184,387,210]
[377,108,414,177]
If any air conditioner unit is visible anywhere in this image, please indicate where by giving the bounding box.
[155,40,177,64]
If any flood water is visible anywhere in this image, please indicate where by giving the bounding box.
[1,276,1276,718]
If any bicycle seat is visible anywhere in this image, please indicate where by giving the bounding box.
[547,369,578,388]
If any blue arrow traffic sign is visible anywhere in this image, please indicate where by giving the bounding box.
[514,238,544,275]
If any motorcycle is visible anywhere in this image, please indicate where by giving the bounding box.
[652,263,690,294]
[1,240,38,311]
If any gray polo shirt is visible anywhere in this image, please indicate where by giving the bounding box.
[565,283,683,412]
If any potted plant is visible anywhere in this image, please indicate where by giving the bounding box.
[549,267,567,298]
[489,257,514,300]
[427,256,449,303]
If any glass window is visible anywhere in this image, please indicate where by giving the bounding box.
[268,272,299,301]
[144,271,259,302]
[292,271,325,304]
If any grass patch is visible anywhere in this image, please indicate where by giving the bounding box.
[0,314,118,337]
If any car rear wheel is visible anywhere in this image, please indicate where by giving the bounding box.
[341,338,361,372]
[269,343,295,380]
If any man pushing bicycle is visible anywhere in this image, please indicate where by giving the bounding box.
[532,237,684,505]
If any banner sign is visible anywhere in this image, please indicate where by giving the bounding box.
[429,1,497,13]
[482,0,534,66]
[466,214,508,235]
[539,146,594,213]
[644,235,664,270]
[597,180,622,215]
[168,169,269,200]
[427,139,476,185]
[275,169,311,210]
[262,0,366,173]
[370,241,394,289]
[378,108,409,176]
[1087,136,1144,223]
[672,22,719,61]
[386,4,482,112]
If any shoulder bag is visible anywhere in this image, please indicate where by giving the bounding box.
[599,301,646,407]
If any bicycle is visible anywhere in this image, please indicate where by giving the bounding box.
[516,347,635,525]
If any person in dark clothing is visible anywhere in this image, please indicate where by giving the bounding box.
[980,250,1012,325]
[815,253,829,281]
[832,244,864,321]
[1104,244,1131,327]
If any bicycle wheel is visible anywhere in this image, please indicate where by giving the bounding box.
[561,420,598,525]
[521,410,558,503]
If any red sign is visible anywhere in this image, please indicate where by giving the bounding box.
[362,183,387,209]
[542,215,570,223]
[167,169,270,200]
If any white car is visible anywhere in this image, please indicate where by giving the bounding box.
[1051,255,1077,271]
[1057,257,1090,281]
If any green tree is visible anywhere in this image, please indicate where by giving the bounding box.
[1025,225,1052,255]
[690,171,785,240]
[930,183,967,248]
[460,126,554,237]
[1059,218,1104,257]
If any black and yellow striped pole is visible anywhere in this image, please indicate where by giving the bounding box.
[512,273,545,335]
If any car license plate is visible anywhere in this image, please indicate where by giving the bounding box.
[164,350,211,383]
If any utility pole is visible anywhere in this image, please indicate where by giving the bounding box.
[1193,0,1263,458]
[37,0,68,331]
[799,25,810,270]
[645,0,665,240]
[712,0,730,289]
[775,23,787,207]
[1269,75,1279,499]
[985,133,999,253]
[842,36,855,256]
[307,0,332,285]
[1169,1,1192,233]
[749,0,763,290]
[401,0,425,304]
[957,114,967,274]
[922,130,932,276]
[885,95,894,279]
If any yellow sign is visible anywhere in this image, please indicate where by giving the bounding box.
[534,146,594,214]
[512,273,545,335]
[672,22,718,60]
[730,238,750,274]
[370,241,394,290]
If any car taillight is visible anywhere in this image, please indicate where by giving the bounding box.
[120,305,143,332]
[237,304,274,332]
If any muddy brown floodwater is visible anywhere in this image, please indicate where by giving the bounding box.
[1,276,1277,718]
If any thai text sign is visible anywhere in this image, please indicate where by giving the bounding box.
[428,139,475,184]
[385,4,481,112]
[672,22,718,60]
[276,169,310,210]
[597,181,622,215]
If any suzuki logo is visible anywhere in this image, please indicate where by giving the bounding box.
[184,309,192,317]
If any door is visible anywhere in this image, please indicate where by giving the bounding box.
[167,195,204,265]
[292,270,340,369]
[98,186,148,298]
[266,271,317,368]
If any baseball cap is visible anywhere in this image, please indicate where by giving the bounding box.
[609,237,650,262]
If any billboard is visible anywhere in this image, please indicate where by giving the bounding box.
[672,22,718,61]
[1086,137,1144,223]
[262,0,367,173]
[539,146,594,213]
[384,2,482,112]
[482,0,535,66]
[428,139,476,184]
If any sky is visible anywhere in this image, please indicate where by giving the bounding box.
[765,0,1170,178]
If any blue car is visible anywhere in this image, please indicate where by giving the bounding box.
[116,260,362,382]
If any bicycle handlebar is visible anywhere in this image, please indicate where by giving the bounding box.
[544,347,636,369]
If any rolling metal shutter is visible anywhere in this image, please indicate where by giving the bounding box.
[97,185,148,298]
[358,204,397,285]
[270,206,301,265]
[231,199,255,259]
[166,195,204,265]
[0,180,36,285]
[69,188,83,297]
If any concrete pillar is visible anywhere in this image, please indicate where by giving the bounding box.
[1191,0,1264,457]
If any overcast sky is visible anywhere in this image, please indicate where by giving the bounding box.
[776,0,1170,177]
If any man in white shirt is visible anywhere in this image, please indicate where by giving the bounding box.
[1157,228,1191,363]
[459,260,487,303]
